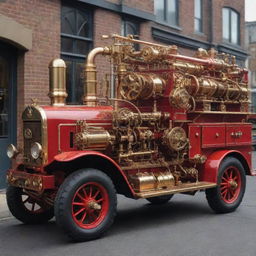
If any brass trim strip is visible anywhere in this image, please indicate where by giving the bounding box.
[135,182,217,198]
[36,106,48,165]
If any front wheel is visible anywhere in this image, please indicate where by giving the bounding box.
[54,169,117,241]
[6,186,54,224]
[206,157,246,213]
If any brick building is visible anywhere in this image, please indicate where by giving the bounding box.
[0,0,247,187]
[245,21,256,111]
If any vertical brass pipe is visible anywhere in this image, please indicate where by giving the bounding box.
[48,58,67,106]
[83,47,110,106]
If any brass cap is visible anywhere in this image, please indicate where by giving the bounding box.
[48,58,66,68]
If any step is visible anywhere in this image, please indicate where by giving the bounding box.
[135,182,217,199]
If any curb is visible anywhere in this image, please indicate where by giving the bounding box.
[0,191,11,220]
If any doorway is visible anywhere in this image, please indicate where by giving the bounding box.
[0,42,17,189]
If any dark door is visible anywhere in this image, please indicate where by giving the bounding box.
[0,42,17,189]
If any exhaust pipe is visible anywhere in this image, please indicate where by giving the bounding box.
[83,47,110,106]
[48,58,67,106]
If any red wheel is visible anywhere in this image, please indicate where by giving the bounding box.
[206,157,246,213]
[6,186,54,224]
[55,169,117,241]
[220,166,241,204]
[72,182,109,229]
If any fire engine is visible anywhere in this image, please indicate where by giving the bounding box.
[5,34,254,241]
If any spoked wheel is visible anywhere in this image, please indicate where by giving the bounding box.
[206,157,246,213]
[55,169,117,241]
[220,166,241,204]
[6,186,54,224]
[146,195,173,205]
[72,182,109,229]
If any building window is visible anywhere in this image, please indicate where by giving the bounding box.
[194,0,202,33]
[122,18,140,50]
[155,0,179,26]
[222,7,239,45]
[61,5,93,104]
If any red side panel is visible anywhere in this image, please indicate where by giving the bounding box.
[189,125,201,158]
[202,125,226,148]
[226,124,252,146]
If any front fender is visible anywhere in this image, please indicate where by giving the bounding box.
[46,151,135,197]
[202,150,251,183]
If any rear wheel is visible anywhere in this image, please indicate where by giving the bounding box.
[54,169,117,241]
[6,186,54,224]
[206,157,246,213]
[146,195,173,205]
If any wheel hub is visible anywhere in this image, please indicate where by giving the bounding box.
[87,201,101,210]
[228,180,238,190]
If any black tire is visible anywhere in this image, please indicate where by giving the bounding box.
[146,194,173,205]
[54,168,117,242]
[6,186,54,224]
[206,157,246,213]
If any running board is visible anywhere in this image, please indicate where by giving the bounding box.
[135,182,217,199]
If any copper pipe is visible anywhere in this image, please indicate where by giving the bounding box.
[83,47,110,106]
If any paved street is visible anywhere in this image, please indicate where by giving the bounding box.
[0,174,255,256]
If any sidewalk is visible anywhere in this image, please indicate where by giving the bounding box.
[0,190,11,220]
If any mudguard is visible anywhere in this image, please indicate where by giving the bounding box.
[202,150,251,183]
[51,150,135,196]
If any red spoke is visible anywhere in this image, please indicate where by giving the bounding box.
[221,185,228,191]
[220,182,228,187]
[83,188,88,198]
[93,189,100,199]
[89,186,93,197]
[95,198,103,203]
[221,189,228,197]
[229,170,233,179]
[224,172,229,180]
[230,189,235,197]
[90,212,98,221]
[77,192,85,201]
[222,177,229,183]
[74,207,86,217]
[80,212,87,223]
[233,176,238,181]
[73,202,85,206]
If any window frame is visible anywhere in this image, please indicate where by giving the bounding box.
[154,0,179,28]
[194,0,203,33]
[121,17,140,50]
[222,7,240,46]
[61,4,93,104]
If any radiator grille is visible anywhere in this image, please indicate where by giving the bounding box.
[23,121,42,166]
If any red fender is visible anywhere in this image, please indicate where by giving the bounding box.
[202,150,251,183]
[52,151,135,196]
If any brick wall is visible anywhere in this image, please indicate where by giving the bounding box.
[0,0,61,146]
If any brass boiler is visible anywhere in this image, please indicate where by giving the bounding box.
[75,127,112,150]
[186,75,248,101]
[129,172,175,192]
